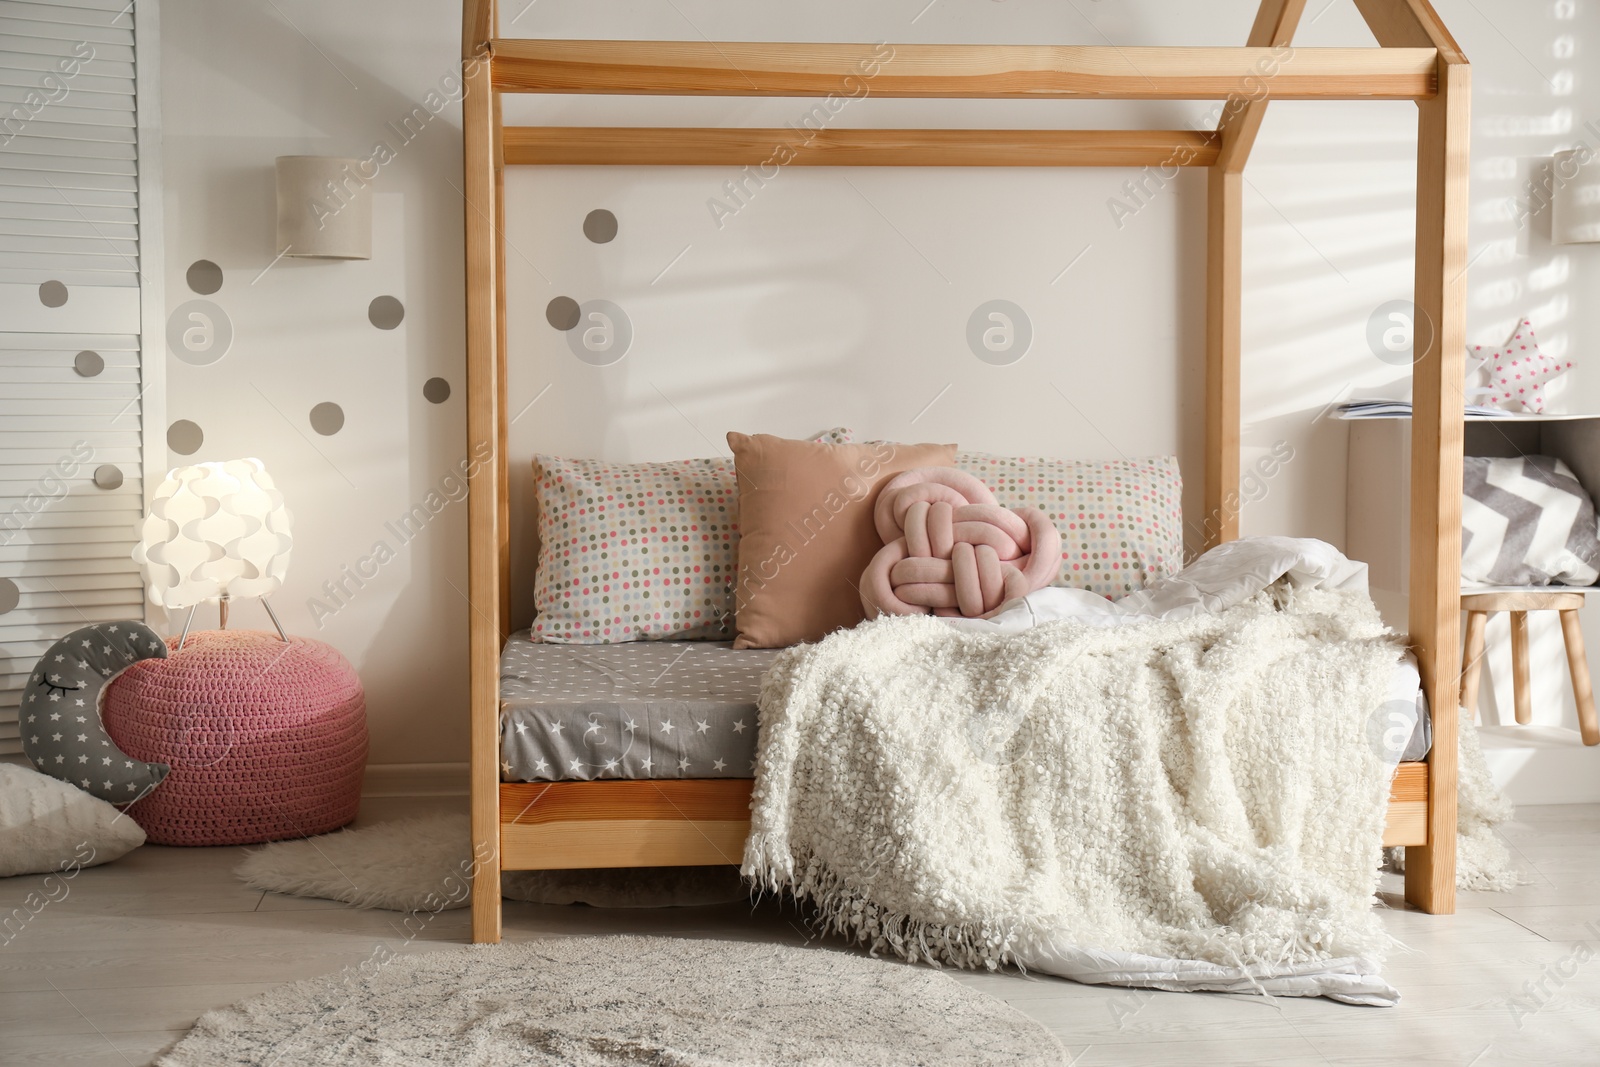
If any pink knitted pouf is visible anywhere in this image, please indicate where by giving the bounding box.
[103,629,367,846]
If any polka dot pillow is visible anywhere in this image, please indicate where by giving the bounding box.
[955,453,1184,599]
[533,430,852,643]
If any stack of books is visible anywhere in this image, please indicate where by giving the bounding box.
[1336,400,1519,419]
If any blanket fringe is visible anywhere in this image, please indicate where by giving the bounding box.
[744,836,1019,972]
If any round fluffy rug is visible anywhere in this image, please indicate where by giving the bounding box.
[157,935,1063,1066]
[235,814,749,911]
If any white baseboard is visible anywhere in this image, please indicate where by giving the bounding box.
[361,762,469,798]
[1482,726,1600,805]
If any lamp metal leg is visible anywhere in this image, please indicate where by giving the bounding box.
[260,596,290,643]
[177,604,198,651]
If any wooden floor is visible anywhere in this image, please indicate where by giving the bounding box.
[4,797,1598,1066]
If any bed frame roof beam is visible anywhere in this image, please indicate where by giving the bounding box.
[463,0,494,58]
[488,40,1438,101]
[502,127,1220,168]
[1352,0,1466,62]
[1214,0,1308,173]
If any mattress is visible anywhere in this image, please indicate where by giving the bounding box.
[499,632,780,782]
[499,631,1431,782]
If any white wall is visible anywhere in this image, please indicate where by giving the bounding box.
[161,1,468,767]
[160,0,1600,780]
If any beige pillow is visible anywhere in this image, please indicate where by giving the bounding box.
[0,764,145,878]
[727,433,957,649]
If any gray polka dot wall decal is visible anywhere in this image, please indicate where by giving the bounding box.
[92,464,123,490]
[74,350,104,377]
[167,419,203,456]
[583,208,618,243]
[546,296,580,331]
[186,259,223,295]
[423,377,451,404]
[310,401,345,435]
[368,295,404,330]
[39,280,67,307]
[0,577,17,616]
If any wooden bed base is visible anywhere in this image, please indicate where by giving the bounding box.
[463,0,1470,942]
[500,764,1432,872]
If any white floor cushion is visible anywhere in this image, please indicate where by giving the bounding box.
[0,763,145,878]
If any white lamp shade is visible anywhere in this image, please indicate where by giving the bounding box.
[133,459,293,610]
[276,155,372,259]
[1552,149,1600,244]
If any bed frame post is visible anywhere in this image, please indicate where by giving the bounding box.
[463,19,504,944]
[1351,0,1470,915]
[1202,0,1305,553]
[1203,167,1241,552]
[1402,52,1470,916]
[494,90,511,635]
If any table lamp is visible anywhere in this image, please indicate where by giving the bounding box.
[133,458,294,647]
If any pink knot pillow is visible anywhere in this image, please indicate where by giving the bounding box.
[861,468,1061,619]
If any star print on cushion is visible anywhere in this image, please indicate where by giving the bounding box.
[1472,319,1572,414]
[20,622,170,804]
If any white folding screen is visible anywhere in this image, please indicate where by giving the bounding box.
[0,0,162,757]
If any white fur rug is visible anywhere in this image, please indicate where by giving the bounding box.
[236,813,745,911]
[156,935,1064,1066]
[1387,713,1521,891]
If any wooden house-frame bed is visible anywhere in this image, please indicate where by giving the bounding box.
[461,0,1470,944]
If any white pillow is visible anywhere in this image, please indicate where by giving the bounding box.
[0,762,145,878]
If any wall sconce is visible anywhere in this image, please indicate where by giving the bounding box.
[275,155,372,259]
[1552,149,1600,245]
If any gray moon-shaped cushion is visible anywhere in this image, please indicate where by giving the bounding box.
[20,622,170,805]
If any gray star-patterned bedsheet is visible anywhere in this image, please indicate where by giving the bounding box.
[499,631,781,781]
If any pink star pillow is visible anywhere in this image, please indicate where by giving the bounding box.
[1473,319,1571,414]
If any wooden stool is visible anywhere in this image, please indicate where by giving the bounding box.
[1461,591,1599,746]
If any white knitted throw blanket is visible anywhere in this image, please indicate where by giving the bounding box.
[743,584,1403,976]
